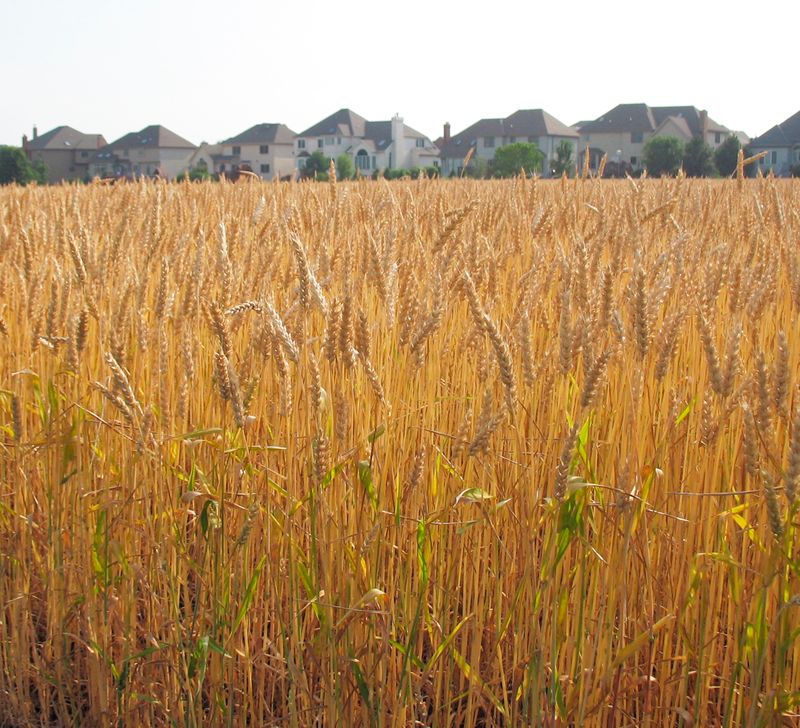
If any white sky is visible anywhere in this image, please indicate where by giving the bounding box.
[1,0,797,147]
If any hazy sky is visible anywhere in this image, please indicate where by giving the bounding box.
[2,0,797,147]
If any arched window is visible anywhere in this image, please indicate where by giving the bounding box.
[355,149,370,170]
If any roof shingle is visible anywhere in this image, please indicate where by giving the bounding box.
[105,125,196,151]
[298,109,429,146]
[579,103,729,137]
[26,125,106,151]
[436,109,577,159]
[750,110,800,148]
[223,123,297,145]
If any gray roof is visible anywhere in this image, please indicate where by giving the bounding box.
[106,125,196,151]
[298,109,428,146]
[750,110,800,148]
[579,104,657,134]
[436,109,577,159]
[504,109,579,138]
[652,106,728,135]
[299,109,368,138]
[26,125,106,151]
[223,123,297,145]
[580,103,728,136]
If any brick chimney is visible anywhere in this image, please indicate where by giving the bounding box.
[444,122,451,143]
[22,134,29,150]
[699,110,708,140]
[33,125,38,140]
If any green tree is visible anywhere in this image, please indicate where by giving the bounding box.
[643,136,684,177]
[177,166,212,182]
[682,136,715,177]
[552,140,574,176]
[714,134,741,177]
[490,142,544,177]
[335,154,354,181]
[0,146,45,185]
[300,150,332,179]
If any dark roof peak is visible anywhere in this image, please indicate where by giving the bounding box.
[437,108,577,158]
[751,109,800,148]
[25,125,106,151]
[222,123,297,145]
[107,125,196,150]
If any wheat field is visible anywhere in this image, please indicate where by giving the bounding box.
[0,175,799,726]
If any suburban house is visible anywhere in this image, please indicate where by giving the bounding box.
[748,110,800,176]
[435,109,579,177]
[295,109,440,175]
[575,104,739,173]
[204,123,298,180]
[22,125,106,183]
[88,125,196,179]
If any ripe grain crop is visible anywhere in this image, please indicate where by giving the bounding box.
[1,174,799,726]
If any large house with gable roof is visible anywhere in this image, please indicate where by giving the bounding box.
[575,103,740,173]
[295,108,440,176]
[88,124,196,180]
[748,110,800,177]
[435,109,579,177]
[214,123,297,180]
[22,125,106,183]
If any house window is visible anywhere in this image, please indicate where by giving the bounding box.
[355,150,370,170]
[232,146,241,155]
[219,164,226,172]
[337,137,342,145]
[416,138,424,147]
[317,139,323,149]
[297,158,306,170]
[528,136,537,144]
[582,134,590,143]
[631,156,637,166]
[484,137,495,148]
[327,137,335,145]
[298,139,306,149]
[81,151,88,158]
[714,132,721,144]
[260,163,270,173]
[771,151,777,164]
[631,132,643,143]
[260,145,269,154]
[509,137,516,144]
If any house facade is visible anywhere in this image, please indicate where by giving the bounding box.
[212,123,297,180]
[88,125,196,179]
[575,104,738,173]
[22,126,106,183]
[748,110,800,176]
[435,109,579,177]
[295,109,440,175]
